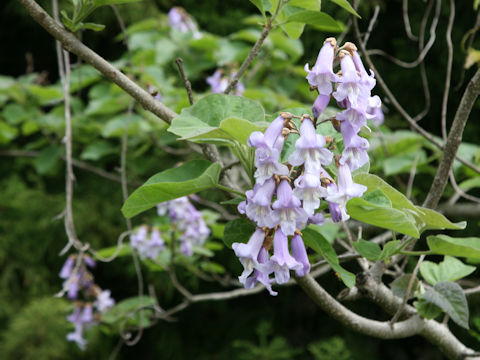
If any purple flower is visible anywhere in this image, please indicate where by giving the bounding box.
[207,69,229,93]
[80,304,94,324]
[340,121,369,171]
[352,49,376,91]
[94,290,115,313]
[244,247,277,296]
[336,106,370,131]
[293,173,323,215]
[271,180,308,236]
[367,95,384,126]
[148,228,166,257]
[305,38,338,95]
[245,178,276,227]
[291,233,310,277]
[288,117,333,175]
[67,275,79,299]
[59,256,75,279]
[84,256,96,268]
[312,94,330,119]
[232,228,266,284]
[270,229,302,284]
[333,51,368,110]
[168,7,201,38]
[66,323,87,350]
[326,164,367,221]
[308,212,325,225]
[328,201,343,223]
[248,116,289,184]
[180,241,193,257]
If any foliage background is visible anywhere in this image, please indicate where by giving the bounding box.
[1,0,480,359]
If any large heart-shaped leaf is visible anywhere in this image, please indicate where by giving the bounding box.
[427,235,480,259]
[424,281,469,329]
[122,160,222,218]
[168,94,267,145]
[420,256,476,286]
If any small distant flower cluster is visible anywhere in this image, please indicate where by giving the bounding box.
[168,7,202,39]
[59,255,115,349]
[130,225,166,260]
[233,38,381,295]
[156,196,210,256]
[207,69,245,96]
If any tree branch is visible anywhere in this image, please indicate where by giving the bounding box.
[423,68,480,208]
[17,0,177,124]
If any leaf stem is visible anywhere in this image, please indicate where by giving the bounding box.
[399,250,433,256]
[215,184,245,197]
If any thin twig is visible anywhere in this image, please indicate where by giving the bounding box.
[402,0,418,41]
[367,0,440,69]
[441,0,455,141]
[175,58,194,105]
[406,152,421,199]
[362,5,380,46]
[390,255,425,325]
[449,171,480,204]
[223,0,284,94]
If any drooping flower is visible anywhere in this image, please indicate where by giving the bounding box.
[288,116,333,175]
[245,178,277,227]
[325,164,367,221]
[207,69,229,93]
[291,233,311,277]
[59,256,75,279]
[333,50,369,110]
[270,229,302,284]
[367,95,384,126]
[248,116,289,184]
[312,94,330,119]
[305,38,338,95]
[293,173,323,216]
[271,180,308,236]
[94,290,115,313]
[244,247,277,296]
[232,228,266,284]
[340,121,370,171]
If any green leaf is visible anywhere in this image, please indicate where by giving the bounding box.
[390,274,420,299]
[222,218,255,248]
[377,240,402,261]
[249,0,272,15]
[424,281,469,329]
[286,11,343,32]
[420,256,476,286]
[328,0,360,17]
[122,160,222,218]
[347,197,419,237]
[0,121,19,144]
[414,299,442,320]
[353,239,381,261]
[168,94,266,145]
[33,146,62,174]
[95,244,132,259]
[353,173,418,212]
[413,207,466,232]
[427,235,480,259]
[95,0,141,6]
[27,85,63,105]
[288,0,321,10]
[80,140,117,161]
[102,295,155,327]
[362,189,392,207]
[303,227,355,288]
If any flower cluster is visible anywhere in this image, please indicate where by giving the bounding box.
[168,7,202,39]
[207,69,245,96]
[59,255,115,349]
[130,225,166,260]
[157,196,210,256]
[233,38,380,295]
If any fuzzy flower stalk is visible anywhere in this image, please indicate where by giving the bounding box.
[233,37,380,295]
[59,254,115,349]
